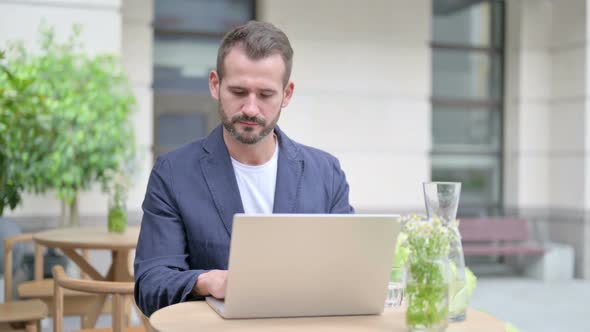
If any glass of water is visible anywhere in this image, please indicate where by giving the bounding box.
[385,265,406,308]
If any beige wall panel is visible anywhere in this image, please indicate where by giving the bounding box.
[7,193,62,216]
[127,85,153,212]
[520,0,552,50]
[283,96,429,152]
[122,0,154,213]
[503,101,520,155]
[549,101,586,152]
[8,0,119,6]
[550,0,586,48]
[551,47,586,100]
[0,2,121,54]
[515,154,550,207]
[292,42,430,98]
[258,0,429,45]
[549,156,586,209]
[259,0,431,212]
[337,153,429,211]
[516,102,550,152]
[129,86,154,148]
[122,0,153,22]
[122,22,153,85]
[503,153,520,207]
[519,51,551,100]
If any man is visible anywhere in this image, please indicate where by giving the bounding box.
[134,21,354,317]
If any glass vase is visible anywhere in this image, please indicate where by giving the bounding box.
[108,194,127,233]
[423,181,467,321]
[447,224,468,321]
[405,256,450,332]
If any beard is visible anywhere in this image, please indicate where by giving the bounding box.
[218,103,281,145]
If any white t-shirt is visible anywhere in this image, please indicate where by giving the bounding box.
[231,141,279,214]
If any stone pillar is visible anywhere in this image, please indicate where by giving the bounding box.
[121,0,154,215]
[504,0,552,210]
[505,0,590,278]
[548,0,590,278]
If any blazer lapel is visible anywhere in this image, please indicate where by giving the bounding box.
[200,126,244,236]
[273,127,304,213]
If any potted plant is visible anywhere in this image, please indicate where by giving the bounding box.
[0,24,136,227]
[0,50,48,216]
[0,49,45,283]
[1,25,136,280]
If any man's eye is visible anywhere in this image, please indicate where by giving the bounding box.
[260,93,274,98]
[232,90,246,96]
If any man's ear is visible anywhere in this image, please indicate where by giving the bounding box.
[209,71,220,100]
[281,81,295,108]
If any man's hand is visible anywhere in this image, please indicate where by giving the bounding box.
[193,270,228,299]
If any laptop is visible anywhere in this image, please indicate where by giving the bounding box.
[206,214,400,319]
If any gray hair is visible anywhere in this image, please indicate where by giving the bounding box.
[216,21,293,87]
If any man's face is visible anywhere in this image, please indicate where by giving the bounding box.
[209,47,294,145]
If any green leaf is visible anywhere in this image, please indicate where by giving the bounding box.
[0,24,136,215]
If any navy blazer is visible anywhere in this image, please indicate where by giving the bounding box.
[134,125,354,316]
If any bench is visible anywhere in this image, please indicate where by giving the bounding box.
[458,217,545,257]
[458,217,575,280]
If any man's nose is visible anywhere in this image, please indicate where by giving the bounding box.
[241,94,259,117]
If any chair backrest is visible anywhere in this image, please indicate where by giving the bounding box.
[4,233,92,303]
[52,265,136,332]
[459,217,530,242]
[3,233,45,302]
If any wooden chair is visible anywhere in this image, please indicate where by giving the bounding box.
[0,299,48,332]
[4,234,108,326]
[53,266,147,332]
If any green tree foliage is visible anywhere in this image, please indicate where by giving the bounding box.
[0,25,135,223]
[0,50,50,215]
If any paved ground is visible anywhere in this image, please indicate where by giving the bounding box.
[47,277,590,332]
[15,251,589,332]
[471,277,590,332]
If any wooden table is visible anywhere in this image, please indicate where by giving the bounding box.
[33,225,140,327]
[150,301,506,332]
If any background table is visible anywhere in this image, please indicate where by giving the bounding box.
[150,301,506,332]
[33,225,140,327]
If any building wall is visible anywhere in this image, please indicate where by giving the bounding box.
[505,0,590,278]
[2,0,433,222]
[549,0,590,278]
[3,0,590,278]
[258,0,432,212]
[121,0,154,215]
[504,0,552,209]
[0,0,153,226]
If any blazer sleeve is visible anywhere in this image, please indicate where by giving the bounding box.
[329,158,355,214]
[134,157,205,316]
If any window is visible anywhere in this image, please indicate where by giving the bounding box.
[153,0,256,157]
[431,0,505,215]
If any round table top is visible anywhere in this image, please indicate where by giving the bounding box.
[33,225,140,250]
[149,301,506,332]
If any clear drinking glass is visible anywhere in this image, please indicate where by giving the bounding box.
[423,182,468,322]
[384,265,406,308]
